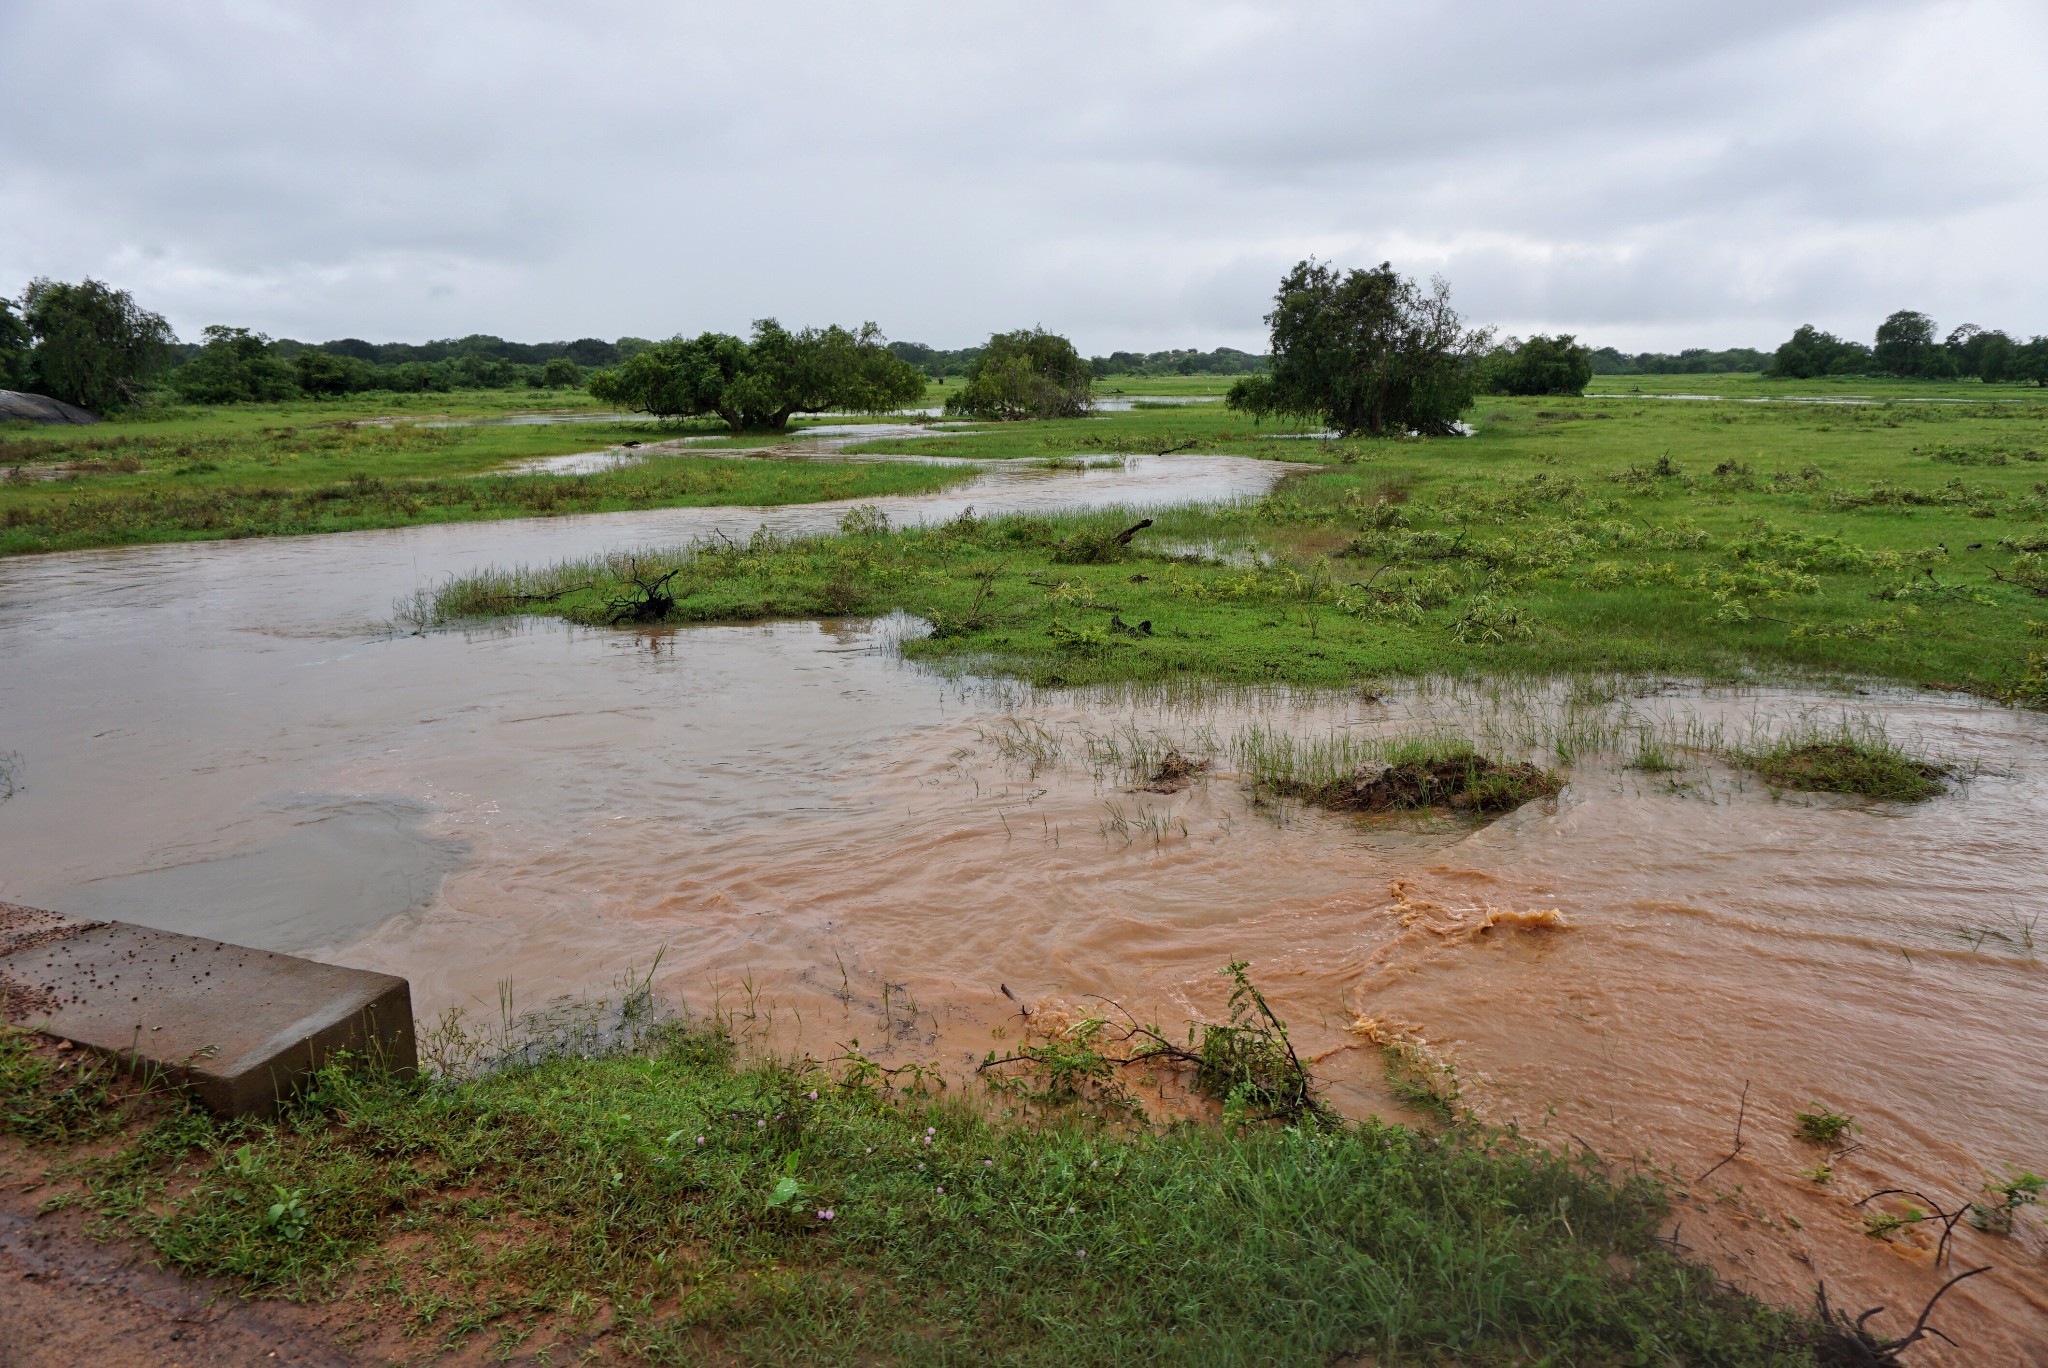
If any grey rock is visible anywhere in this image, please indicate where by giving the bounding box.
[0,390,100,425]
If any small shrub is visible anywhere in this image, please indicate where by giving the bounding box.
[1793,1104,1857,1146]
[1280,740,1562,816]
[1970,1168,2044,1234]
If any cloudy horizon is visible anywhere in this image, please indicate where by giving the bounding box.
[3,0,2043,356]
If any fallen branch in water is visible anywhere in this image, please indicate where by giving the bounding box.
[977,963,1327,1124]
[1856,1186,1972,1266]
[1812,1264,1990,1365]
[1694,1080,1750,1184]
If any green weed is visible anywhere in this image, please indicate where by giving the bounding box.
[1738,723,1950,801]
[1793,1104,1858,1147]
[1970,1168,2044,1234]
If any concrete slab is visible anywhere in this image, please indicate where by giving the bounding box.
[0,902,414,1118]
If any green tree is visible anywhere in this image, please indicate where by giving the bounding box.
[293,348,373,396]
[2011,336,2048,387]
[1873,310,1952,378]
[943,328,1092,420]
[173,326,301,404]
[588,320,922,431]
[1945,324,2016,381]
[1225,260,1488,437]
[1975,331,2017,383]
[1483,334,1592,395]
[541,357,583,389]
[1767,325,1873,378]
[0,296,30,390]
[19,277,174,412]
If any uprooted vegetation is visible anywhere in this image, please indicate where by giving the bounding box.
[2,962,1932,1366]
[979,960,1324,1124]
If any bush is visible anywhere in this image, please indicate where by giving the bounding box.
[943,328,1092,420]
[173,326,301,404]
[1484,334,1592,396]
[1226,259,1487,437]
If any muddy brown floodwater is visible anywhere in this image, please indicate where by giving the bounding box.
[1,454,2045,1361]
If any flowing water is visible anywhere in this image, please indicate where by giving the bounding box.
[1,453,2044,1358]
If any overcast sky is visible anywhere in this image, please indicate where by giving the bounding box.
[3,1,2043,354]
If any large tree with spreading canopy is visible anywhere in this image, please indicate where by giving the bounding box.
[17,277,174,412]
[588,319,924,432]
[1226,260,1489,438]
[943,328,1092,420]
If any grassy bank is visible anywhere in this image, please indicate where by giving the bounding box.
[0,392,977,554]
[2,993,1836,1365]
[0,388,978,555]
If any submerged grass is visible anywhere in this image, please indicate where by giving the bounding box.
[1736,721,1952,801]
[2,1001,1829,1365]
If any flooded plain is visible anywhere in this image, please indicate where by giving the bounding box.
[1,453,2044,1359]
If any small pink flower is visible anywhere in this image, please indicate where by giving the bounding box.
[756,1119,766,1129]
[936,1186,945,1194]
[808,1091,818,1100]
[926,1127,935,1135]
[1076,1249,1087,1259]
[983,1159,992,1167]
[816,1208,834,1221]
[695,1136,705,1145]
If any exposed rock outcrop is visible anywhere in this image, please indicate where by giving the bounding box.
[0,390,100,425]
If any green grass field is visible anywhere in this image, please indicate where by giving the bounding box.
[425,386,2048,706]
[0,390,985,554]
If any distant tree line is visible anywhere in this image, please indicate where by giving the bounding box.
[1590,346,1771,376]
[1,276,662,412]
[888,340,1267,381]
[885,341,982,379]
[1086,347,1267,378]
[15,273,2046,423]
[1768,311,2048,383]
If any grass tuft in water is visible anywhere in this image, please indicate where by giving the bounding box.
[1234,727,1562,816]
[1737,722,1950,801]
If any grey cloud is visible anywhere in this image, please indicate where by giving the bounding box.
[1,0,2041,352]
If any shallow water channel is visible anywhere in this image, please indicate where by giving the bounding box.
[1,452,2044,1356]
